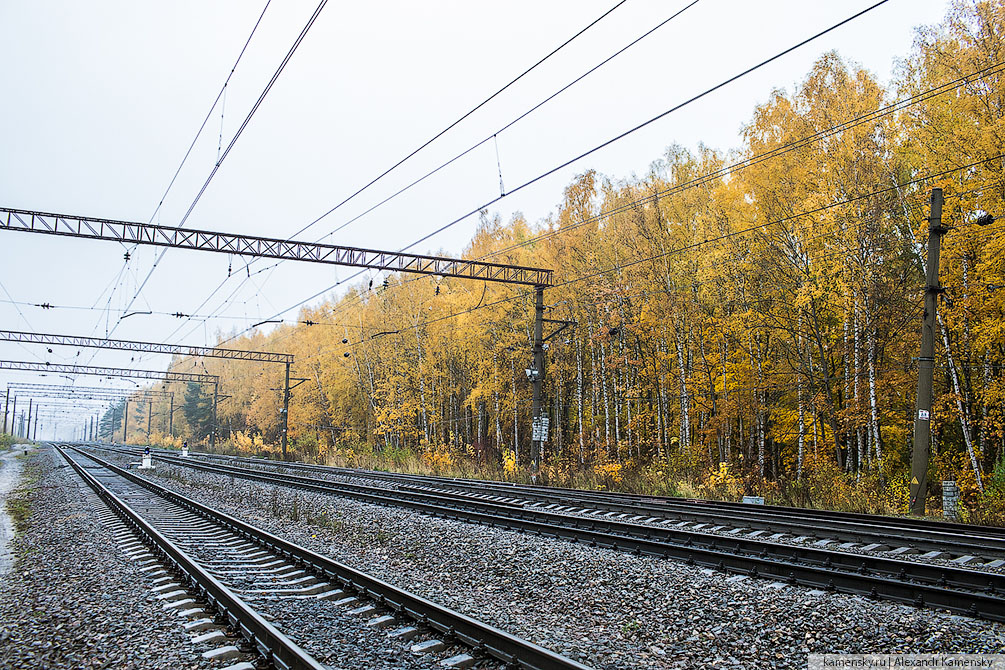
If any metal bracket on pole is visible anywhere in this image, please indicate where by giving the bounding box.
[543,318,577,343]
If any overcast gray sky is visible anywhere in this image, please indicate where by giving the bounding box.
[0,0,950,438]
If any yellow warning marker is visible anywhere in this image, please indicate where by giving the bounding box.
[911,477,919,485]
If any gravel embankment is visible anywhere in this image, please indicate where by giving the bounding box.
[114,453,1005,670]
[0,447,214,669]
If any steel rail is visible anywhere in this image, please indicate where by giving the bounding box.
[439,477,1005,537]
[56,446,326,670]
[115,447,1005,622]
[69,447,594,670]
[391,481,1005,557]
[210,451,1005,543]
[322,465,1005,538]
[167,449,1005,556]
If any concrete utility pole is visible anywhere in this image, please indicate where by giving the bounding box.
[211,381,218,450]
[281,361,291,460]
[910,188,945,516]
[3,391,9,434]
[25,399,32,440]
[123,400,129,444]
[530,287,546,479]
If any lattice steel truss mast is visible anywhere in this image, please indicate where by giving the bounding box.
[7,382,174,399]
[0,328,291,450]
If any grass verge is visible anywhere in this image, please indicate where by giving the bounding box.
[5,457,40,534]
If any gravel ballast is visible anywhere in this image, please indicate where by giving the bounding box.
[0,447,214,669]
[206,456,1005,575]
[106,451,1005,670]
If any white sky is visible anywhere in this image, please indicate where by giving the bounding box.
[0,0,951,439]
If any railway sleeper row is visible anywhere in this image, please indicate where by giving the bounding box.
[144,445,1005,561]
[67,446,594,670]
[364,480,1005,561]
[138,449,1005,594]
[183,447,1005,542]
[109,447,1005,623]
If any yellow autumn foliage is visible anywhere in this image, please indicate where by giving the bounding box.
[133,2,1005,524]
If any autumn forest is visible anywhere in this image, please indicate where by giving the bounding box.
[110,1,1005,521]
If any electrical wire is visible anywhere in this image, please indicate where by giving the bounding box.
[148,1,272,230]
[207,69,1003,348]
[90,1,272,341]
[0,277,49,363]
[108,0,329,341]
[330,119,1003,334]
[162,0,652,347]
[0,299,290,322]
[166,184,921,384]
[315,0,702,243]
[127,5,996,367]
[260,0,897,325]
[398,0,897,255]
[286,0,632,242]
[298,156,1004,352]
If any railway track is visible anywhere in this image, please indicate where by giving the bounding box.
[58,445,593,670]
[180,448,1005,563]
[88,443,1005,623]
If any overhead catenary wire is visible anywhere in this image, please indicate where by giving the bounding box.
[287,156,1005,352]
[313,0,704,243]
[285,0,632,243]
[193,0,914,347]
[318,67,1005,335]
[168,0,887,351]
[201,0,706,322]
[399,0,897,255]
[106,0,329,343]
[147,1,272,230]
[179,156,997,387]
[0,277,49,363]
[108,1,996,377]
[161,0,647,348]
[88,1,272,342]
[177,164,1002,383]
[205,60,1004,348]
[0,299,296,323]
